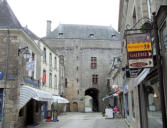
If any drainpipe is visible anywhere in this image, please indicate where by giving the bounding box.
[153,12,167,128]
[2,28,10,128]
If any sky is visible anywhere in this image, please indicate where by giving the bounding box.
[7,0,120,37]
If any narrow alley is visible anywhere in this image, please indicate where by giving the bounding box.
[27,113,129,128]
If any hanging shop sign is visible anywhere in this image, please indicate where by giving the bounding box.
[127,33,153,68]
[125,67,142,78]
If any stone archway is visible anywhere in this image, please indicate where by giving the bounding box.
[85,88,99,112]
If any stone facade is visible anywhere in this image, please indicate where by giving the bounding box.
[118,0,167,128]
[43,24,121,112]
[0,29,42,128]
[38,40,60,95]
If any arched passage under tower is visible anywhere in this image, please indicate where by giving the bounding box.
[85,88,99,112]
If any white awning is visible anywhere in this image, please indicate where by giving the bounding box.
[52,96,69,104]
[136,68,150,86]
[19,85,52,109]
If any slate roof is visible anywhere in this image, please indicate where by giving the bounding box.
[23,27,39,40]
[0,0,22,29]
[44,24,120,40]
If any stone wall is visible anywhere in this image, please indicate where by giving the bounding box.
[44,38,121,112]
[0,30,21,128]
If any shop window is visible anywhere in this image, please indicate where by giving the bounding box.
[160,22,167,49]
[145,85,163,128]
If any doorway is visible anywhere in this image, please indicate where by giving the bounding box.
[73,102,78,112]
[26,99,34,125]
[85,88,99,112]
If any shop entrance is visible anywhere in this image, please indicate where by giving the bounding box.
[26,99,34,125]
[85,88,99,112]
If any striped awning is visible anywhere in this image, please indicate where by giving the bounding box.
[19,85,52,109]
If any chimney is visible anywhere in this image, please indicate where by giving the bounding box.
[46,20,52,36]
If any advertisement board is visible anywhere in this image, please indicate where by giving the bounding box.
[127,33,153,68]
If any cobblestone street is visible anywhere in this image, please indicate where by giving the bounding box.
[27,112,129,128]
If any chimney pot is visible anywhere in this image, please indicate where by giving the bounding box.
[46,20,52,36]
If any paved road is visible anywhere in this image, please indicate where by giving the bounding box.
[27,112,129,128]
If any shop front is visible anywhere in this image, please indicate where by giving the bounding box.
[123,80,129,120]
[138,66,163,128]
[18,85,53,127]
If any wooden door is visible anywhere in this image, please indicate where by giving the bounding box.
[73,102,78,112]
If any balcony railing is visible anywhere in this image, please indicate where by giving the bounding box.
[24,77,40,87]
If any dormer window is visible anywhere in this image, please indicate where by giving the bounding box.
[111,34,116,38]
[59,33,63,36]
[89,34,94,38]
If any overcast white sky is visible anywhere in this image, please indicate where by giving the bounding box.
[7,0,120,37]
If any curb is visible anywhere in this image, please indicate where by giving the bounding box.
[124,118,130,128]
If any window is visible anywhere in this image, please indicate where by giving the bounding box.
[65,78,67,88]
[59,33,63,36]
[107,79,110,87]
[147,0,151,19]
[111,34,116,38]
[42,70,46,85]
[91,57,97,69]
[43,48,46,63]
[32,52,35,61]
[37,41,40,48]
[133,8,136,26]
[49,53,52,67]
[49,73,52,88]
[77,66,79,71]
[60,55,64,65]
[89,34,94,38]
[77,78,79,83]
[54,57,57,69]
[54,75,57,89]
[92,75,98,84]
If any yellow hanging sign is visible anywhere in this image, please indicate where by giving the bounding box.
[127,42,152,52]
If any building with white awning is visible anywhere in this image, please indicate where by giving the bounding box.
[52,96,69,104]
[19,85,53,110]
